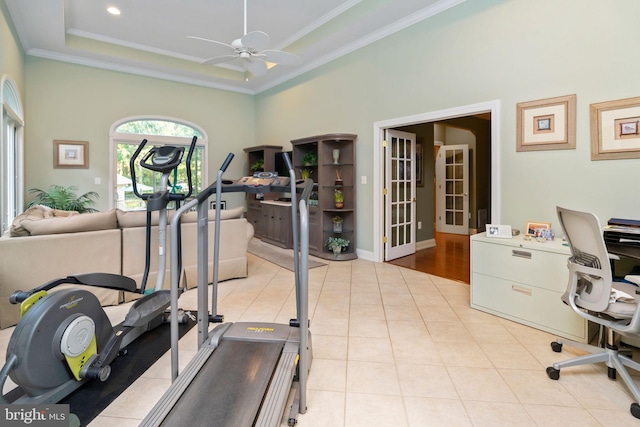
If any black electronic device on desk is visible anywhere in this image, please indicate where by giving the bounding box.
[604,218,640,260]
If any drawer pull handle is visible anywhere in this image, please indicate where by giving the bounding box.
[512,249,531,259]
[511,284,532,296]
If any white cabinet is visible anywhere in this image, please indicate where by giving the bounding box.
[471,233,595,343]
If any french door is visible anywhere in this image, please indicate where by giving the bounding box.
[435,144,469,235]
[384,130,416,261]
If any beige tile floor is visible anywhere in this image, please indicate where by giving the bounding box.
[2,254,640,426]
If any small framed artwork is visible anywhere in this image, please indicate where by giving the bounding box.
[525,221,551,236]
[53,140,89,169]
[590,96,640,160]
[415,143,424,187]
[516,94,576,152]
[486,224,512,239]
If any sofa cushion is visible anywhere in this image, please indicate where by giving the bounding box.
[20,210,118,236]
[116,209,162,228]
[10,205,79,237]
[180,206,244,223]
[116,206,244,228]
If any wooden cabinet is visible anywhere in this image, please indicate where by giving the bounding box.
[243,145,282,239]
[261,201,293,248]
[291,133,357,260]
[470,233,596,343]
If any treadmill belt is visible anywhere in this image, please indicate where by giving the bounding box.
[161,339,283,427]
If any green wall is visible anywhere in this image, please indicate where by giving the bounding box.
[24,58,255,211]
[256,0,640,256]
[4,0,640,258]
[0,0,24,104]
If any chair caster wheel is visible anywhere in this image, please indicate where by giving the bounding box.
[546,366,560,380]
[608,366,617,380]
[550,341,563,353]
[631,403,640,419]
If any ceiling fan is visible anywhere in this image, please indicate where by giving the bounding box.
[188,0,300,78]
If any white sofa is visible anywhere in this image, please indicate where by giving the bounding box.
[0,206,254,329]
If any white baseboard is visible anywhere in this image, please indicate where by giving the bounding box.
[417,238,436,250]
[356,248,375,261]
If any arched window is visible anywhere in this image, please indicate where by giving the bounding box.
[109,117,207,210]
[1,76,24,233]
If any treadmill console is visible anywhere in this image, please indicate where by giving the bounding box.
[232,174,292,194]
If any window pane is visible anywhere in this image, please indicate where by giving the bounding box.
[116,120,202,138]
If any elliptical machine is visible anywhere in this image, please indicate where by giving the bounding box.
[0,136,197,405]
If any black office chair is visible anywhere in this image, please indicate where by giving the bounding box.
[547,206,640,419]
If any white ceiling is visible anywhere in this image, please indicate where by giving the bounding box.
[5,0,466,94]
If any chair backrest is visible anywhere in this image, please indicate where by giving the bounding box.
[557,206,612,312]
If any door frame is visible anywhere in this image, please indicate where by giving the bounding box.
[372,100,501,263]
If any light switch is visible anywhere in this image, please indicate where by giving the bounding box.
[95,177,101,185]
[361,176,367,185]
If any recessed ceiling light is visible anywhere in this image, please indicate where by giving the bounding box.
[107,7,121,15]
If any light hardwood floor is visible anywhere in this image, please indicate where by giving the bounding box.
[387,232,471,284]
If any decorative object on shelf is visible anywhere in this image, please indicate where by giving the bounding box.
[516,94,576,152]
[332,148,340,164]
[300,168,313,179]
[309,186,318,206]
[334,189,344,209]
[26,185,99,213]
[334,169,343,187]
[326,236,350,257]
[332,215,343,233]
[590,96,640,160]
[250,158,264,172]
[301,151,317,167]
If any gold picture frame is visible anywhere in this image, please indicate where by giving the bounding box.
[53,140,89,169]
[516,94,576,152]
[590,96,640,160]
[525,221,551,236]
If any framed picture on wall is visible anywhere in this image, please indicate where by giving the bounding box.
[516,94,576,152]
[53,140,89,169]
[590,96,640,160]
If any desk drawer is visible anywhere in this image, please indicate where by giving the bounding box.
[471,273,587,341]
[472,240,569,292]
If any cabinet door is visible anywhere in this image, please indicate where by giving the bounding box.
[247,205,263,238]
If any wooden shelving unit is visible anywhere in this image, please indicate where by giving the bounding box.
[243,145,282,240]
[291,133,357,260]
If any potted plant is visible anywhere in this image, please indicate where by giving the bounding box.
[250,158,264,172]
[334,189,344,209]
[301,151,317,167]
[26,185,99,213]
[300,168,313,179]
[332,215,343,233]
[326,236,350,257]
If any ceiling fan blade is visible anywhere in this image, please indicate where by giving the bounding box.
[241,31,269,51]
[187,36,235,51]
[261,50,301,66]
[245,58,268,76]
[201,54,239,65]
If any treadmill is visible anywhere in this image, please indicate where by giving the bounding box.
[141,152,313,427]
